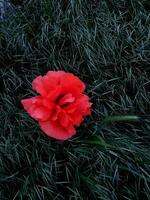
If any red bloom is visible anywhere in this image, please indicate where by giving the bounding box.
[21,71,92,140]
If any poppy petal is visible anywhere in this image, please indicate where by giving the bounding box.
[47,70,66,79]
[61,73,85,97]
[31,106,51,121]
[21,96,41,112]
[21,97,51,121]
[74,95,92,115]
[58,110,72,128]
[39,120,76,140]
[32,76,48,96]
[69,112,83,126]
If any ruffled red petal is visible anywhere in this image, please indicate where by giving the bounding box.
[39,120,76,140]
[32,71,65,96]
[60,73,85,98]
[21,96,52,121]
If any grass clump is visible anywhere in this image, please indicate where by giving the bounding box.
[0,0,150,199]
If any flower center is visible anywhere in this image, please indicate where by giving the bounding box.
[56,93,75,108]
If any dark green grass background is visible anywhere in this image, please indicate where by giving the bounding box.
[0,0,150,199]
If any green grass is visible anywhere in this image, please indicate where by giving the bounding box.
[0,0,150,199]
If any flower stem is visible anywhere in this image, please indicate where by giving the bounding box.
[103,115,140,123]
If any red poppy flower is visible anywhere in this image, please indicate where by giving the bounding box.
[21,71,92,140]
